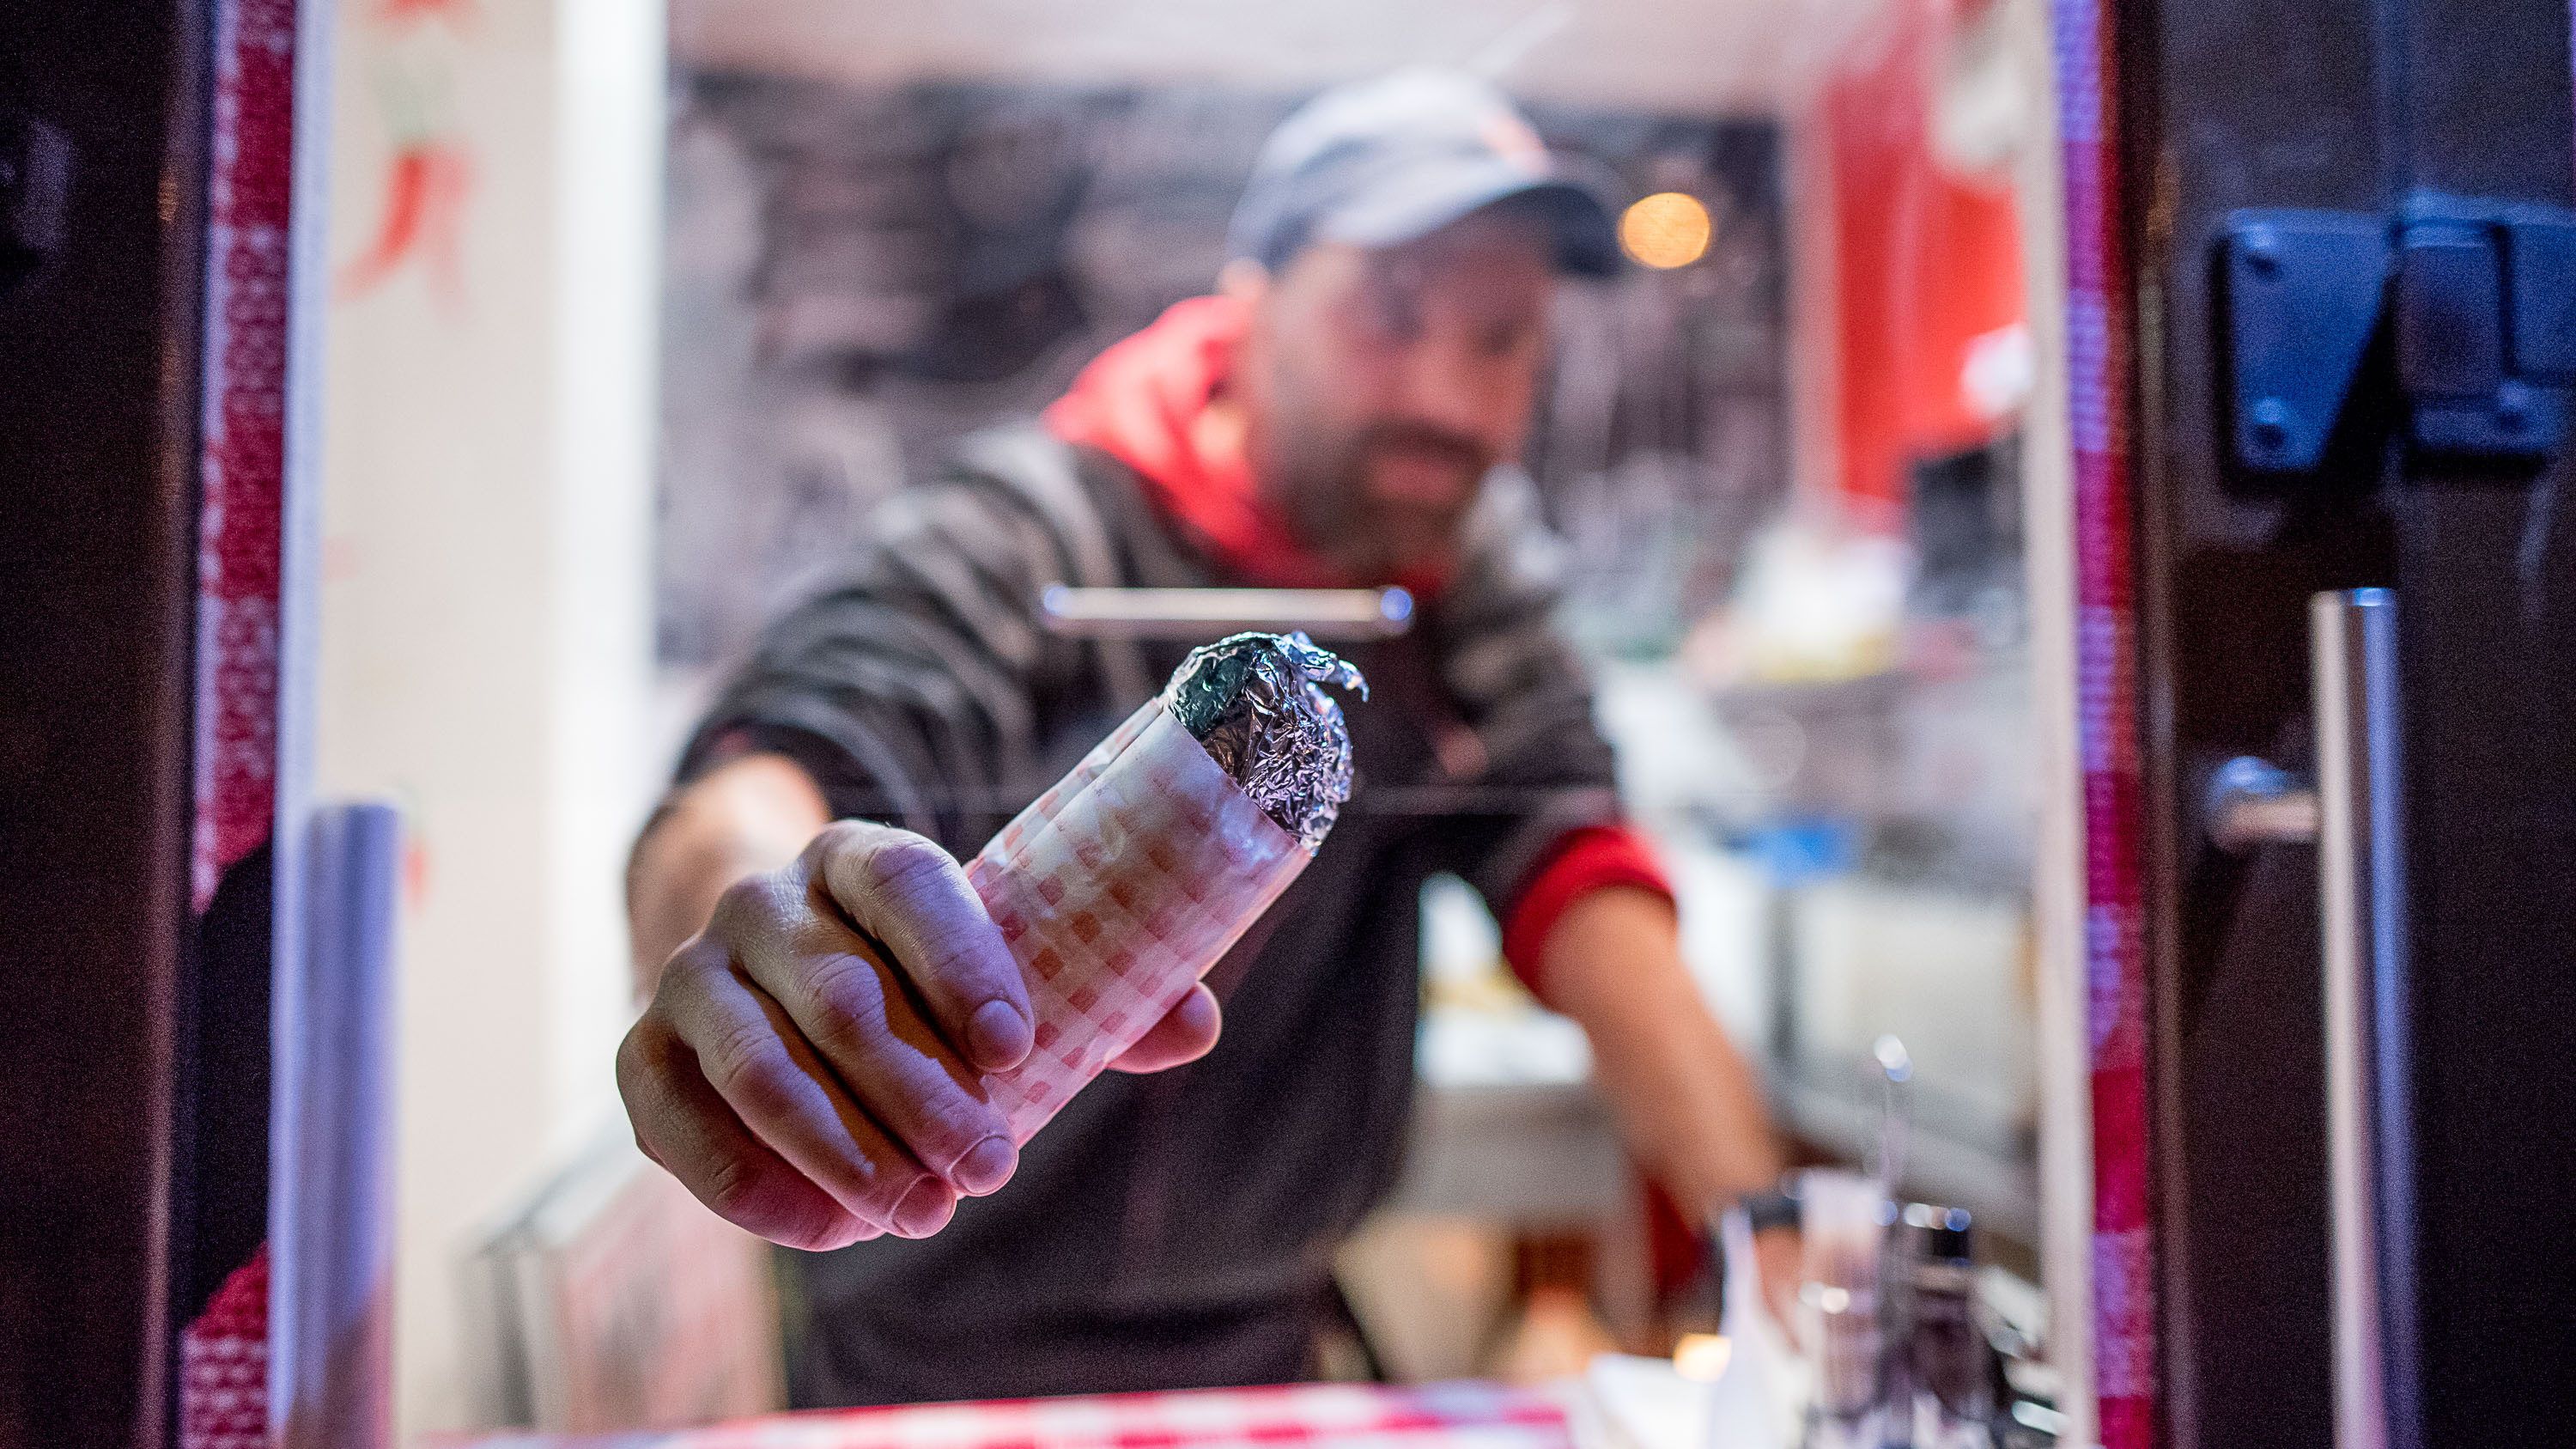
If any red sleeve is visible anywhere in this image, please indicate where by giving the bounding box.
[1498,823,1676,1006]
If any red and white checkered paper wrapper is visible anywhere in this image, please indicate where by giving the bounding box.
[447,1379,1576,1449]
[966,699,1310,1144]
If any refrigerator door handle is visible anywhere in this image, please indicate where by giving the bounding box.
[2205,753,2320,850]
[2312,588,2422,1449]
[1037,585,1414,641]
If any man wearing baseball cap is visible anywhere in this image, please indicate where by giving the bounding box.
[621,70,1789,1403]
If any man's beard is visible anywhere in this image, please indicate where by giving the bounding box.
[1279,423,1492,578]
[1349,423,1490,506]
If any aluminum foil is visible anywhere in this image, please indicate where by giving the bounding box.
[1164,632,1365,853]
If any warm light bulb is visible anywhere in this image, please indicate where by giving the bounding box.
[1672,1332,1733,1382]
[1619,192,1711,269]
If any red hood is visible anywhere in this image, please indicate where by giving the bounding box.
[1046,295,1450,595]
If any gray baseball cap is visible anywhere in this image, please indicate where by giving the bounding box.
[1227,69,1623,278]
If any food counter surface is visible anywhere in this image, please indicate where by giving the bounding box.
[453,1379,1574,1449]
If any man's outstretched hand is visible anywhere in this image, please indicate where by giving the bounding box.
[619,813,1222,1250]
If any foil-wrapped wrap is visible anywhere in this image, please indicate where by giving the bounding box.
[964,632,1364,1142]
[1163,632,1367,853]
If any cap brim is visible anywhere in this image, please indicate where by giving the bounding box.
[1317,158,1624,278]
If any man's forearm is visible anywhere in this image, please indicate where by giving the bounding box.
[1539,886,1786,1215]
[626,752,831,995]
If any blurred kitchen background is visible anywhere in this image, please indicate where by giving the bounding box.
[657,0,2041,1181]
[311,0,2082,1435]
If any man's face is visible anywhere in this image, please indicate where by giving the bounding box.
[1234,209,1555,585]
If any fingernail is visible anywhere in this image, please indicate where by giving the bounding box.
[950,1134,1018,1196]
[965,998,1032,1068]
[890,1178,956,1238]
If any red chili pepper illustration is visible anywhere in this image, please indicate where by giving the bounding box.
[336,139,472,307]
[377,0,474,27]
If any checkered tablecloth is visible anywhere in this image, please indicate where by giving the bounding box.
[455,1380,1576,1449]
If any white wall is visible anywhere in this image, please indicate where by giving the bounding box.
[2003,0,2099,1438]
[315,0,664,1434]
[674,0,1889,116]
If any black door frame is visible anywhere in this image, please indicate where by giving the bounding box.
[0,2,212,1445]
[2107,0,2576,1443]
